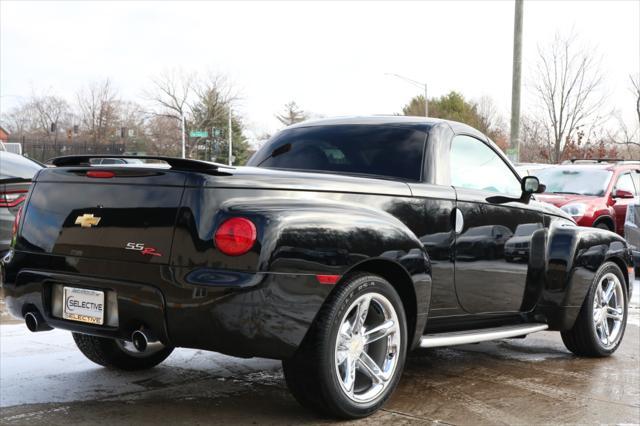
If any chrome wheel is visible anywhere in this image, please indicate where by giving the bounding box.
[334,293,401,403]
[592,273,625,349]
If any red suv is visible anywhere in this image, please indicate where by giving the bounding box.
[535,160,640,235]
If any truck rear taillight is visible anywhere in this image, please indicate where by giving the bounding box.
[0,190,28,208]
[12,205,23,238]
[86,170,115,178]
[214,217,257,256]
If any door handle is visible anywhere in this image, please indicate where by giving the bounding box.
[455,208,464,234]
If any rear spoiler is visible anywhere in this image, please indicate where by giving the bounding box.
[49,155,233,175]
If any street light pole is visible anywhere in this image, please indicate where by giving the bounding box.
[509,0,524,162]
[181,113,186,159]
[228,108,233,166]
[386,73,428,117]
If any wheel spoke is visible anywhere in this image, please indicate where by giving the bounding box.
[343,356,357,394]
[364,320,395,344]
[597,284,606,305]
[606,306,623,321]
[351,296,371,334]
[358,352,385,384]
[603,280,616,303]
[602,318,610,344]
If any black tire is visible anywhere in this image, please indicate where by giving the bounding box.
[595,222,612,231]
[72,332,174,371]
[561,262,628,357]
[282,273,408,419]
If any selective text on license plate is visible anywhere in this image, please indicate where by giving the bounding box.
[63,287,105,325]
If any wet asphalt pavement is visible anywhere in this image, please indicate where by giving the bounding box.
[1,282,639,425]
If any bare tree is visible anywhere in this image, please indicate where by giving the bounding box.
[608,74,640,158]
[145,69,195,121]
[531,33,605,163]
[1,93,72,141]
[30,95,72,142]
[276,101,308,126]
[77,79,120,143]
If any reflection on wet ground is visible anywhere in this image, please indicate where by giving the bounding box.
[1,285,639,425]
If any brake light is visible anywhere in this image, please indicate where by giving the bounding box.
[86,170,115,178]
[0,190,28,208]
[214,217,257,256]
[12,205,23,238]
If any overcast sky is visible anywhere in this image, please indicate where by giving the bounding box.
[1,0,638,139]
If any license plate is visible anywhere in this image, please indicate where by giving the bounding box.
[63,287,105,325]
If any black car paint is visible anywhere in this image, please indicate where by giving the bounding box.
[1,117,633,360]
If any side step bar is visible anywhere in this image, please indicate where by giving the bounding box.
[419,323,549,348]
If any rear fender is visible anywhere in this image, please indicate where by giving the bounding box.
[220,196,432,341]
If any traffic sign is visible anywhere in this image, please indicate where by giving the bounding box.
[190,130,209,138]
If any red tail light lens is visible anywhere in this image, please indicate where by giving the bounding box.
[86,170,115,178]
[12,205,23,238]
[0,190,28,208]
[214,217,257,256]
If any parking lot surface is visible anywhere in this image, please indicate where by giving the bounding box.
[1,282,639,425]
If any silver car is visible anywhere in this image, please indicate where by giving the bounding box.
[0,152,43,255]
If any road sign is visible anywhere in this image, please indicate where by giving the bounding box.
[190,130,209,138]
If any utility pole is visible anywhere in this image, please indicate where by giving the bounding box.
[228,108,233,166]
[181,113,186,159]
[385,73,428,117]
[424,84,428,118]
[509,0,523,162]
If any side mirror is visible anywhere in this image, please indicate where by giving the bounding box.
[522,176,543,195]
[613,189,634,199]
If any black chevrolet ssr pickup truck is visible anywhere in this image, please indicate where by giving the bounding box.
[1,116,634,419]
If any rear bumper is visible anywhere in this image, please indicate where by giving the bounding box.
[1,250,333,359]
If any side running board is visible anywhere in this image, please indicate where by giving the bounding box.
[419,323,549,348]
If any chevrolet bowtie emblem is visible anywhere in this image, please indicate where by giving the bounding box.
[75,214,101,228]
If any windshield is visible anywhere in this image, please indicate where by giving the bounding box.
[535,167,612,196]
[247,124,427,181]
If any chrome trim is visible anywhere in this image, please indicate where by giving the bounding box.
[419,323,548,348]
[454,208,464,234]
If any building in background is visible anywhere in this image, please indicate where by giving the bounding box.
[0,126,10,143]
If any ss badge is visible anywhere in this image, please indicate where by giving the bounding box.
[125,242,162,257]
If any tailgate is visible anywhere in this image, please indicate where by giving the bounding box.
[18,167,186,264]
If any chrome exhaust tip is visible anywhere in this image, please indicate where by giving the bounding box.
[130,328,164,353]
[24,311,52,332]
[131,329,149,352]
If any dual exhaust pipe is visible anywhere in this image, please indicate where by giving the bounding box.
[24,311,52,332]
[130,328,164,353]
[25,311,162,354]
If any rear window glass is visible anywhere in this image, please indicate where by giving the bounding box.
[0,152,43,180]
[247,125,427,181]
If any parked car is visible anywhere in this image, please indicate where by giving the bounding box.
[0,151,43,255]
[535,160,640,235]
[455,225,512,261]
[89,157,145,165]
[504,222,544,262]
[624,196,640,276]
[2,117,634,419]
[514,162,550,178]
